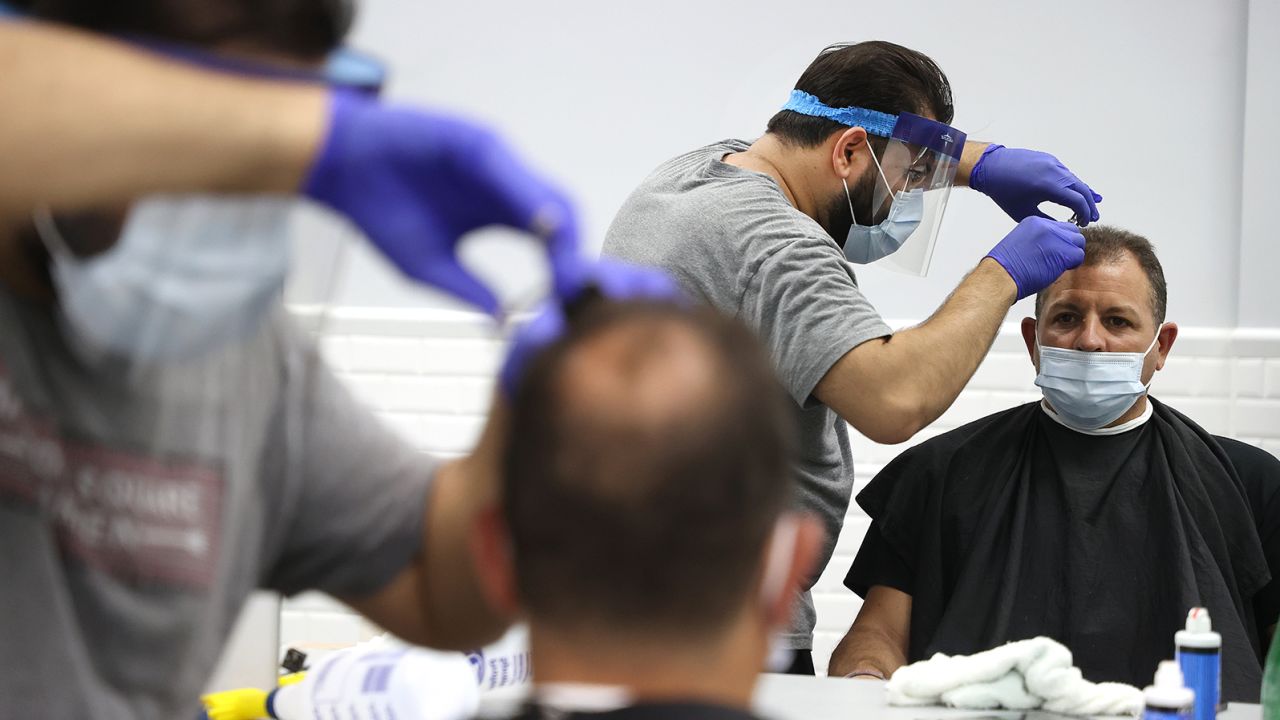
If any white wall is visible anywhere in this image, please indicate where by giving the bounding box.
[288,0,1273,329]
[1237,0,1280,327]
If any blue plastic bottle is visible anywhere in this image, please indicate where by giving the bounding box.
[1144,661,1195,720]
[1176,607,1222,720]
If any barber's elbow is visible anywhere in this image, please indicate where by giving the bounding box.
[860,422,917,446]
[851,393,931,445]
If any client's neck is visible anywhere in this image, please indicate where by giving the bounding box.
[529,615,764,710]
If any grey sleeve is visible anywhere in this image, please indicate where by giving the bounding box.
[260,332,435,598]
[738,236,892,407]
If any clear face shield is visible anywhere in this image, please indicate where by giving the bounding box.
[30,36,386,370]
[859,113,966,276]
[778,90,966,276]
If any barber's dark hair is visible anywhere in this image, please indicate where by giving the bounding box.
[504,301,796,639]
[766,41,954,148]
[18,0,351,57]
[1035,225,1168,325]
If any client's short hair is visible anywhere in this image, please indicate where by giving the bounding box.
[1035,224,1168,325]
[504,301,796,640]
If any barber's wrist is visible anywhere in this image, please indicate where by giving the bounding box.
[974,257,1019,306]
[254,82,329,194]
[956,140,994,187]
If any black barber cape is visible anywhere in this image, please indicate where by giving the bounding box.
[844,399,1280,702]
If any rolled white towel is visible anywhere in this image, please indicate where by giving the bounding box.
[885,637,1143,716]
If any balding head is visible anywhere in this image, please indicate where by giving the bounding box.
[504,301,796,642]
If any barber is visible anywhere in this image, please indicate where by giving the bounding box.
[603,41,1100,673]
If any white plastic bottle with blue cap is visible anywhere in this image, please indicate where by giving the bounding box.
[1176,607,1222,720]
[1145,661,1196,720]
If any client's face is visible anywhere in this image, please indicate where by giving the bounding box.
[1032,254,1168,384]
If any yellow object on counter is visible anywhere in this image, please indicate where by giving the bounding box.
[200,687,269,720]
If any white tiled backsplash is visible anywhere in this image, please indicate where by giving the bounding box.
[278,309,1280,677]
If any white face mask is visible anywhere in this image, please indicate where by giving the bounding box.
[842,144,924,264]
[35,196,294,365]
[1035,327,1163,431]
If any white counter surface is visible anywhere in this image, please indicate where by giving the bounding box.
[478,674,1263,720]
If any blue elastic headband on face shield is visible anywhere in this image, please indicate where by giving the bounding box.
[780,89,966,161]
[781,89,898,138]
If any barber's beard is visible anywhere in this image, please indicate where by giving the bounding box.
[824,164,880,247]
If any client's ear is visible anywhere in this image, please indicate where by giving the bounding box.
[763,513,826,629]
[469,504,521,618]
[1154,322,1179,371]
[1021,317,1039,367]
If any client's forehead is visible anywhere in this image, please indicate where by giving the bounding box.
[1041,253,1153,317]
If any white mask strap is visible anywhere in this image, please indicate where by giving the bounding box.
[842,178,859,226]
[864,140,895,195]
[1143,325,1163,356]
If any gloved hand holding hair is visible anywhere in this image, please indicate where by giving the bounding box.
[305,90,582,316]
[968,144,1102,226]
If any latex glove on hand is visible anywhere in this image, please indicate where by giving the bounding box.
[969,144,1103,226]
[305,90,581,316]
[986,216,1085,301]
[499,259,683,397]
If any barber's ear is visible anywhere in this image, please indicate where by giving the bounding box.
[831,127,870,180]
[1021,317,1041,370]
[763,514,826,629]
[1154,322,1179,371]
[469,504,521,618]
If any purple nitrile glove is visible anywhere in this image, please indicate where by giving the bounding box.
[986,216,1085,301]
[304,90,581,315]
[969,144,1103,226]
[499,259,683,397]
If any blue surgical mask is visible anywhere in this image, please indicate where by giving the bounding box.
[34,196,293,365]
[842,144,923,264]
[1035,329,1163,431]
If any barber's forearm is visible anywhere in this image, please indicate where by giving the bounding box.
[0,20,326,222]
[819,260,1015,444]
[880,258,1015,428]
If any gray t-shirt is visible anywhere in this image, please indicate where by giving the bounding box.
[603,140,892,649]
[0,291,433,719]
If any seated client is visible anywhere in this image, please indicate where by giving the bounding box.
[828,226,1280,701]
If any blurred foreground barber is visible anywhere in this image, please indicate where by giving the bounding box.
[605,41,1102,671]
[0,1,615,717]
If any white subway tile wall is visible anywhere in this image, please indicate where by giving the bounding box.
[281,312,1280,676]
